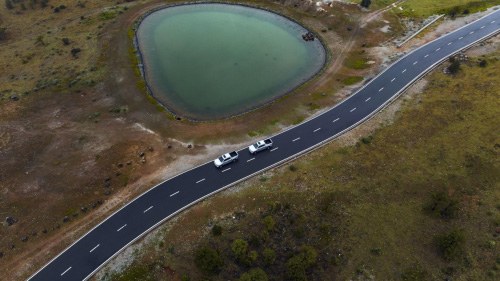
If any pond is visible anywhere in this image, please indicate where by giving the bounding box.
[136,3,326,120]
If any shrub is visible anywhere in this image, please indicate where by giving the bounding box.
[212,224,222,236]
[401,264,428,281]
[71,48,81,58]
[479,59,488,68]
[424,192,459,220]
[360,0,371,8]
[239,268,268,281]
[5,0,14,10]
[289,165,297,172]
[231,238,249,261]
[0,27,6,41]
[194,246,224,275]
[435,230,465,261]
[447,57,461,75]
[263,215,275,231]
[286,246,318,281]
[262,248,276,265]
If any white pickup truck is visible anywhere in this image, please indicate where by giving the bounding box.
[214,151,239,168]
[248,138,273,154]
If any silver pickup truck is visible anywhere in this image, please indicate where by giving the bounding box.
[248,138,273,154]
[214,151,239,168]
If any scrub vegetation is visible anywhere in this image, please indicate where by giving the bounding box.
[103,53,500,281]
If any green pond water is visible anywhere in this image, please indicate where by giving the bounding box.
[136,3,326,120]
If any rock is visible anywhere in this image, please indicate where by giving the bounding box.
[10,244,15,250]
[104,177,111,182]
[117,163,124,168]
[187,144,193,149]
[10,95,19,101]
[104,181,111,188]
[21,236,28,242]
[80,206,88,213]
[126,161,132,165]
[167,145,172,149]
[63,216,70,223]
[0,252,3,258]
[139,151,145,157]
[148,146,154,152]
[5,217,17,226]
[42,229,48,234]
[141,158,146,164]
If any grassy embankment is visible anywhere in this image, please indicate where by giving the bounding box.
[104,49,500,280]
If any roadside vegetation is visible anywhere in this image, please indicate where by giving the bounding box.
[103,52,500,281]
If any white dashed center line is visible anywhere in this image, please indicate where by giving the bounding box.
[365,97,371,102]
[391,78,396,82]
[247,158,255,162]
[402,69,407,73]
[332,118,340,123]
[424,54,429,58]
[492,20,496,24]
[89,244,100,253]
[313,128,321,133]
[117,224,127,232]
[170,191,179,197]
[481,25,485,29]
[61,267,72,276]
[413,61,418,65]
[222,168,231,173]
[458,36,463,40]
[270,147,279,152]
[143,206,153,213]
[350,107,357,112]
[292,137,301,142]
[436,48,441,51]
[470,31,474,34]
[447,42,452,45]
[379,87,384,92]
[196,178,205,184]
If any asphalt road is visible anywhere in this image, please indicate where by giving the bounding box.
[28,9,500,281]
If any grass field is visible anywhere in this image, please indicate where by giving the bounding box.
[397,0,500,18]
[103,50,500,281]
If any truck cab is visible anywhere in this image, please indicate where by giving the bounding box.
[214,151,239,168]
[248,138,273,155]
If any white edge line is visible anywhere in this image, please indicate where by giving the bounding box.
[27,10,500,281]
[169,191,179,197]
[89,244,100,253]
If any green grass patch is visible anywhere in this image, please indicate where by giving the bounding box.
[397,0,500,18]
[343,76,364,85]
[345,56,369,70]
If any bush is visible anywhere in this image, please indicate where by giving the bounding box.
[0,27,6,41]
[212,224,222,236]
[360,0,371,8]
[262,248,276,265]
[5,0,13,10]
[239,268,268,281]
[479,59,488,68]
[263,215,275,231]
[447,57,461,75]
[435,230,465,261]
[289,165,297,172]
[286,246,318,281]
[231,239,249,261]
[194,246,224,275]
[401,264,428,281]
[424,192,459,219]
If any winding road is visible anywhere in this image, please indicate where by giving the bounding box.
[28,9,500,281]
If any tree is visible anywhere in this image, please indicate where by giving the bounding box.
[239,268,269,281]
[286,246,318,281]
[360,0,371,8]
[195,246,224,275]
